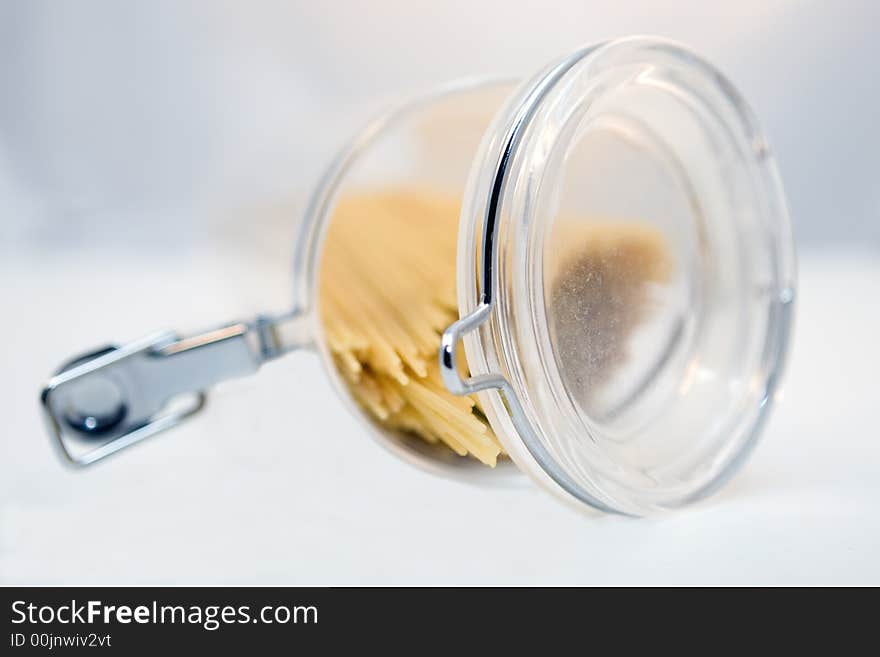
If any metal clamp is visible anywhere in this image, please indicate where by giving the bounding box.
[438,46,615,513]
[438,45,589,398]
[41,312,303,466]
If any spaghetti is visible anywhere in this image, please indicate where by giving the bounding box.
[320,190,503,466]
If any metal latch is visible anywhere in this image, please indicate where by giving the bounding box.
[41,312,304,466]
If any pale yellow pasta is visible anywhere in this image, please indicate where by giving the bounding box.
[319,190,504,466]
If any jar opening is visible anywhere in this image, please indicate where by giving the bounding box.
[458,37,795,514]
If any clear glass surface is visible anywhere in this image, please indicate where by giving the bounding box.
[458,38,795,514]
[293,37,796,514]
[292,80,522,483]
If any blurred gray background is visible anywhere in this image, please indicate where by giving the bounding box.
[0,0,877,250]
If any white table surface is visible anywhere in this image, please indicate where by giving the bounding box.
[2,235,878,585]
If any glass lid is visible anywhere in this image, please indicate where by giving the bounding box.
[446,37,795,515]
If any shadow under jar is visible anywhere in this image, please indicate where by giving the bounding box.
[42,37,796,517]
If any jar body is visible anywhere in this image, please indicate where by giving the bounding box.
[292,79,525,484]
[291,38,796,514]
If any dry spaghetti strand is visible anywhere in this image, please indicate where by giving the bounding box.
[319,190,504,466]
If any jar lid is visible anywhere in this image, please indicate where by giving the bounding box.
[442,37,795,515]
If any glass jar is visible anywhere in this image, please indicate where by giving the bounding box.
[42,37,796,516]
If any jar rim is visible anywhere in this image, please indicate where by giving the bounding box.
[455,36,796,515]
